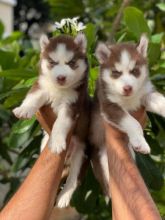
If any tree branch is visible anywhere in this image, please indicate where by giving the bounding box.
[108,0,131,43]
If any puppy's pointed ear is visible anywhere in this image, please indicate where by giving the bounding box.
[136,34,148,57]
[40,34,49,52]
[74,32,87,53]
[95,43,111,64]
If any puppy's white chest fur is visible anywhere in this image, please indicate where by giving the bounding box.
[39,75,78,112]
[116,95,142,111]
[108,93,142,111]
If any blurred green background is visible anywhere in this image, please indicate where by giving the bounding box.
[0,0,165,219]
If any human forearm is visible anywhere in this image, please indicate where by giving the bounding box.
[0,147,66,220]
[0,106,73,220]
[104,108,161,220]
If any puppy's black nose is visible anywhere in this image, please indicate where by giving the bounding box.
[57,75,66,84]
[123,85,132,95]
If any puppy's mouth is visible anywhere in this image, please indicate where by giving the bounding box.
[57,81,66,86]
[123,92,133,97]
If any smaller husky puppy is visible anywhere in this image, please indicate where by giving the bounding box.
[13,33,90,208]
[90,35,165,195]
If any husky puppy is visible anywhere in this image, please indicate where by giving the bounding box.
[90,34,165,195]
[13,33,90,208]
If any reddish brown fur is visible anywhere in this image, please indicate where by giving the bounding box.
[41,35,86,61]
[28,81,40,94]
[101,43,147,70]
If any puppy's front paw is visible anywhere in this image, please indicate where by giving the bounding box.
[49,135,66,154]
[56,191,72,208]
[130,136,150,154]
[13,106,35,119]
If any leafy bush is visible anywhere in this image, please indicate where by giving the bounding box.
[0,0,165,218]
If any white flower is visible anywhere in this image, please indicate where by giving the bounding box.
[75,22,86,31]
[72,16,79,22]
[54,19,66,29]
[53,17,86,33]
[61,19,67,27]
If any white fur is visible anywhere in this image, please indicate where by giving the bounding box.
[102,67,150,111]
[137,34,148,57]
[50,44,74,63]
[39,74,78,113]
[128,142,136,160]
[101,112,137,159]
[101,110,150,154]
[100,47,153,154]
[13,90,47,119]
[74,32,87,53]
[143,92,165,117]
[40,34,49,52]
[14,36,87,154]
[99,148,110,185]
[115,50,136,72]
[95,42,111,64]
[40,131,49,152]
[49,105,73,153]
[120,113,150,154]
[41,44,86,89]
[56,138,85,207]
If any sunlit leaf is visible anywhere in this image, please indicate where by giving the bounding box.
[124,7,151,39]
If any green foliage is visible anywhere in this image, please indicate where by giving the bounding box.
[124,7,151,38]
[156,3,165,12]
[0,0,165,218]
[48,0,84,19]
[71,167,112,220]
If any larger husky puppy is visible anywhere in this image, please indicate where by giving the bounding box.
[13,33,90,208]
[90,35,165,195]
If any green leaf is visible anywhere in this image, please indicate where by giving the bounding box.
[146,135,163,155]
[0,105,10,121]
[18,50,39,68]
[156,3,165,12]
[117,32,127,43]
[152,184,165,214]
[84,23,97,51]
[0,20,4,39]
[157,130,165,148]
[136,154,164,190]
[4,177,21,203]
[151,33,164,44]
[90,67,99,80]
[11,154,26,172]
[48,0,84,19]
[12,118,36,134]
[0,49,17,70]
[8,129,32,148]
[72,166,102,214]
[13,77,37,90]
[124,7,150,39]
[0,142,12,164]
[0,87,28,103]
[4,89,27,108]
[1,31,23,44]
[0,69,36,80]
[148,43,161,65]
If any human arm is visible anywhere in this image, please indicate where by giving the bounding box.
[104,107,161,220]
[0,106,74,220]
